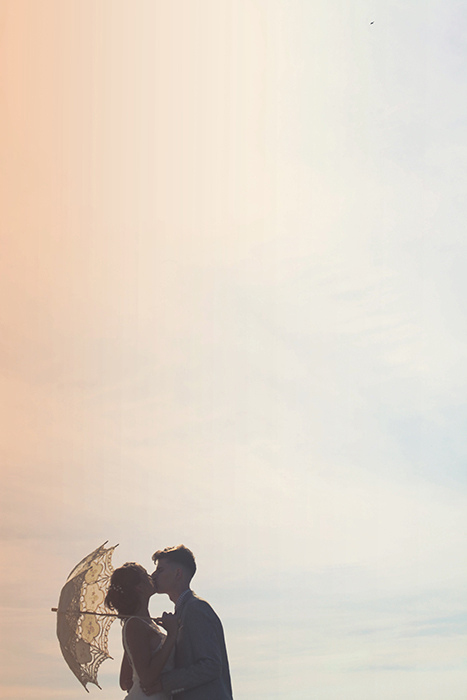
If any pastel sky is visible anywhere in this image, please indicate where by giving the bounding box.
[1,1,467,698]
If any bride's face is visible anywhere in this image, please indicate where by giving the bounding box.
[136,568,155,600]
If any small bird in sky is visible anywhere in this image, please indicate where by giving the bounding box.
[370,21,374,24]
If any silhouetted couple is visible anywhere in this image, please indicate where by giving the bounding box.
[105,545,233,699]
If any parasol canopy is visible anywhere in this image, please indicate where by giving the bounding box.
[54,542,118,691]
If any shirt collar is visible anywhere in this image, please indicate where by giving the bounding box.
[174,589,191,613]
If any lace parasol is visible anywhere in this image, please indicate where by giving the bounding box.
[53,542,119,691]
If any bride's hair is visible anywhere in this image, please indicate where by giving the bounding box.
[105,562,147,616]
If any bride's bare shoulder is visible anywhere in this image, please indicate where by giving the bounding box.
[125,617,153,639]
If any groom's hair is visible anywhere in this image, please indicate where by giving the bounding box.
[152,544,197,580]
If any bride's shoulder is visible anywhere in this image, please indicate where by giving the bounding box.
[124,616,153,638]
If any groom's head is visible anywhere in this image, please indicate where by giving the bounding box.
[151,545,196,596]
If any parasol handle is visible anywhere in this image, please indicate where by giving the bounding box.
[51,608,163,623]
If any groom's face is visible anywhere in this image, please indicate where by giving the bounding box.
[152,558,177,594]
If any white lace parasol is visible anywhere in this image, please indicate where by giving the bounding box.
[53,542,119,691]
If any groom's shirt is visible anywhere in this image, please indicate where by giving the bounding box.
[174,589,191,613]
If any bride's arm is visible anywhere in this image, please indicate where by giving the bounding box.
[119,650,133,691]
[125,614,178,689]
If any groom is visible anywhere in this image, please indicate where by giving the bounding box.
[145,544,233,699]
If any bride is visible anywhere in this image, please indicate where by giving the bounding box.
[105,562,178,699]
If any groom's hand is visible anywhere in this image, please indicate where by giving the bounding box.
[143,679,163,695]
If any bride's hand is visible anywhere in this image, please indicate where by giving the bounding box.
[160,611,179,636]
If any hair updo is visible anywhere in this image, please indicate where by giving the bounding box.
[105,563,147,617]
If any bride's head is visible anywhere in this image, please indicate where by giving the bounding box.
[105,563,154,616]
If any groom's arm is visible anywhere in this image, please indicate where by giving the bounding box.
[160,604,224,694]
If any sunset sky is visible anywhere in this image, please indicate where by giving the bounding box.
[1,1,467,698]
